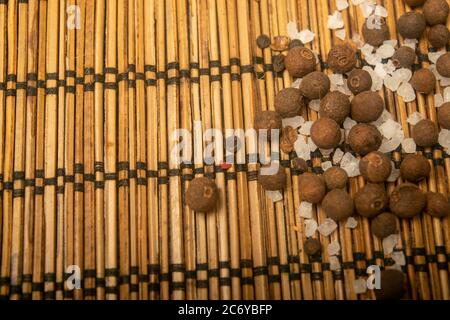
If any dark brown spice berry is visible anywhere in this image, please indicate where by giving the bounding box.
[303,238,322,256]
[285,46,317,78]
[371,212,397,239]
[400,154,430,183]
[355,183,388,218]
[327,44,357,74]
[351,91,384,123]
[436,52,450,78]
[298,172,326,204]
[289,39,303,49]
[256,34,271,49]
[310,118,342,149]
[389,183,426,218]
[359,151,392,183]
[410,68,436,94]
[428,24,450,48]
[362,19,390,47]
[375,269,405,300]
[322,189,354,221]
[258,164,286,191]
[347,69,373,95]
[273,54,285,73]
[299,71,330,100]
[348,123,383,156]
[423,0,449,26]
[319,91,351,125]
[274,88,305,118]
[323,167,348,190]
[397,12,426,39]
[293,158,309,173]
[186,177,219,212]
[411,119,439,147]
[438,102,450,129]
[426,192,450,218]
[392,46,416,68]
[254,110,282,138]
[405,0,426,6]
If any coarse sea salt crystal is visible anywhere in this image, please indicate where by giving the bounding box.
[383,40,398,47]
[299,121,313,136]
[397,82,416,102]
[330,256,342,271]
[346,217,358,229]
[444,87,450,102]
[353,279,367,294]
[402,138,416,153]
[266,190,283,202]
[378,130,404,153]
[384,75,401,92]
[372,109,393,127]
[336,28,346,40]
[321,161,333,171]
[309,99,321,112]
[365,52,382,66]
[440,77,450,87]
[376,43,395,59]
[379,119,402,139]
[391,251,406,266]
[374,5,388,17]
[430,64,442,80]
[299,201,313,219]
[435,93,444,107]
[341,152,360,177]
[404,38,418,50]
[294,138,311,161]
[383,60,396,75]
[291,78,302,89]
[299,29,315,44]
[351,0,365,5]
[374,63,388,79]
[387,161,400,182]
[328,11,344,30]
[320,148,334,157]
[308,138,318,152]
[382,234,399,255]
[336,0,349,11]
[282,116,305,129]
[330,73,344,86]
[328,241,341,256]
[352,33,365,49]
[407,112,424,125]
[438,129,450,150]
[361,4,375,18]
[287,21,298,39]
[318,218,338,237]
[429,51,445,64]
[343,117,357,130]
[305,219,318,238]
[361,43,374,56]
[333,148,344,164]
[393,68,412,83]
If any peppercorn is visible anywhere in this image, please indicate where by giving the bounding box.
[186,177,219,212]
[348,124,383,156]
[347,69,373,95]
[293,157,309,173]
[405,0,426,6]
[375,269,405,300]
[410,68,436,94]
[428,24,450,48]
[397,12,426,39]
[289,39,303,49]
[254,110,282,138]
[351,91,384,123]
[310,118,342,150]
[362,18,390,47]
[270,35,290,51]
[436,52,450,78]
[438,102,450,129]
[389,183,426,218]
[318,91,350,126]
[359,151,392,183]
[258,164,286,191]
[298,172,326,204]
[322,189,354,221]
[392,46,416,69]
[423,0,449,26]
[400,154,431,183]
[256,34,271,49]
[355,183,388,218]
[280,125,298,153]
[274,87,305,118]
[285,46,317,78]
[426,192,450,218]
[371,212,397,239]
[327,44,357,74]
[323,167,348,190]
[411,119,439,147]
[303,238,322,256]
[273,54,285,73]
[299,71,331,100]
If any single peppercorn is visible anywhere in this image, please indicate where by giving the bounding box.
[274,88,305,118]
[411,119,439,147]
[273,54,285,73]
[256,34,271,49]
[310,118,342,150]
[322,189,354,221]
[423,0,449,26]
[355,183,388,218]
[375,269,405,300]
[438,102,450,129]
[319,91,351,125]
[348,124,383,156]
[400,154,431,183]
[303,238,322,256]
[426,192,450,218]
[428,24,450,48]
[397,12,427,39]
[371,212,398,239]
[254,110,282,138]
[362,19,390,47]
[289,39,303,49]
[392,46,416,69]
[186,177,219,212]
[327,44,357,74]
[405,0,426,6]
[293,157,309,173]
[299,71,331,100]
[323,167,348,190]
[351,91,384,123]
[436,52,450,78]
[258,164,286,191]
[359,151,392,183]
[285,46,317,78]
[298,172,326,204]
[390,183,427,218]
[270,35,290,51]
[410,68,436,94]
[347,69,373,95]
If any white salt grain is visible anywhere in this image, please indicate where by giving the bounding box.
[440,77,450,87]
[372,109,393,128]
[429,51,445,64]
[393,68,412,83]
[374,5,388,17]
[383,40,398,47]
[308,99,321,112]
[287,21,299,40]
[299,29,315,44]
[378,130,404,153]
[365,52,382,66]
[328,11,344,29]
[361,4,375,18]
[333,148,344,164]
[351,0,365,5]
[382,234,399,255]
[435,93,444,107]
[321,161,333,171]
[328,241,341,256]
[379,119,402,139]
[318,218,338,237]
[305,219,318,238]
[346,217,358,229]
[299,201,313,219]
[383,60,396,75]
[340,152,360,177]
[336,28,346,40]
[294,138,312,161]
[384,75,401,92]
[361,43,375,56]
[329,73,344,86]
[282,116,305,129]
[308,138,318,152]
[352,34,365,49]
[266,190,283,202]
[374,63,388,79]
[336,0,349,11]
[299,121,313,136]
[387,161,400,182]
[353,279,367,294]
[343,117,357,130]
[397,82,416,102]
[407,112,424,125]
[391,251,406,266]
[376,43,395,59]
[291,78,302,89]
[320,148,334,157]
[330,256,342,271]
[438,129,450,150]
[403,38,418,50]
[401,138,416,154]
[444,87,450,102]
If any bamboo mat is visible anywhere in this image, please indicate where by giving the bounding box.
[0,0,449,300]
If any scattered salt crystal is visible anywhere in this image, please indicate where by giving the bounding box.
[305,219,318,238]
[291,78,302,89]
[294,138,311,161]
[328,241,341,256]
[365,52,382,66]
[429,51,445,64]
[378,130,404,153]
[321,161,333,171]
[287,21,298,40]
[372,109,393,127]
[282,116,305,129]
[329,73,344,86]
[384,75,401,92]
[361,43,374,56]
[438,129,450,150]
[266,190,283,202]
[361,4,375,18]
[397,82,416,102]
[403,38,418,50]
[379,119,402,139]
[391,251,406,266]
[343,117,357,130]
[328,11,344,30]
[352,34,365,49]
[374,5,388,17]
[320,148,334,157]
[299,201,313,219]
[330,256,342,271]
[318,218,338,237]
[299,29,315,44]
[383,60,396,75]
[308,99,321,112]
[382,234,399,255]
[440,77,450,87]
[376,43,395,59]
[333,148,344,164]
[393,68,412,83]
[444,87,450,102]
[383,40,398,47]
[353,278,367,294]
[299,121,313,136]
[374,63,388,79]
[336,28,346,40]
[336,0,349,11]
[346,217,358,229]
[429,64,442,80]
[363,66,383,90]
[407,112,424,125]
[387,161,400,182]
[340,152,360,177]
[351,0,365,5]
[435,93,444,107]
[402,138,416,153]
[308,138,318,152]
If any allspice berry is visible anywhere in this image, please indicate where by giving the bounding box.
[256,34,271,49]
[411,119,439,147]
[371,212,397,239]
[438,102,450,129]
[397,12,426,39]
[322,189,354,221]
[359,151,392,183]
[423,0,449,26]
[351,91,384,123]
[186,177,219,212]
[392,46,416,69]
[426,192,450,218]
[375,269,405,300]
[348,124,383,156]
[293,158,309,173]
[436,52,450,78]
[347,69,373,95]
[298,172,326,204]
[355,183,388,218]
[273,54,285,73]
[310,118,342,149]
[319,91,351,125]
[362,19,390,47]
[285,46,317,78]
[410,68,436,94]
[390,183,426,218]
[405,0,426,6]
[303,238,322,256]
[323,167,348,190]
[428,24,450,48]
[289,39,303,49]
[258,165,286,191]
[254,110,282,137]
[299,71,330,100]
[327,44,357,74]
[274,88,305,118]
[400,154,430,183]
